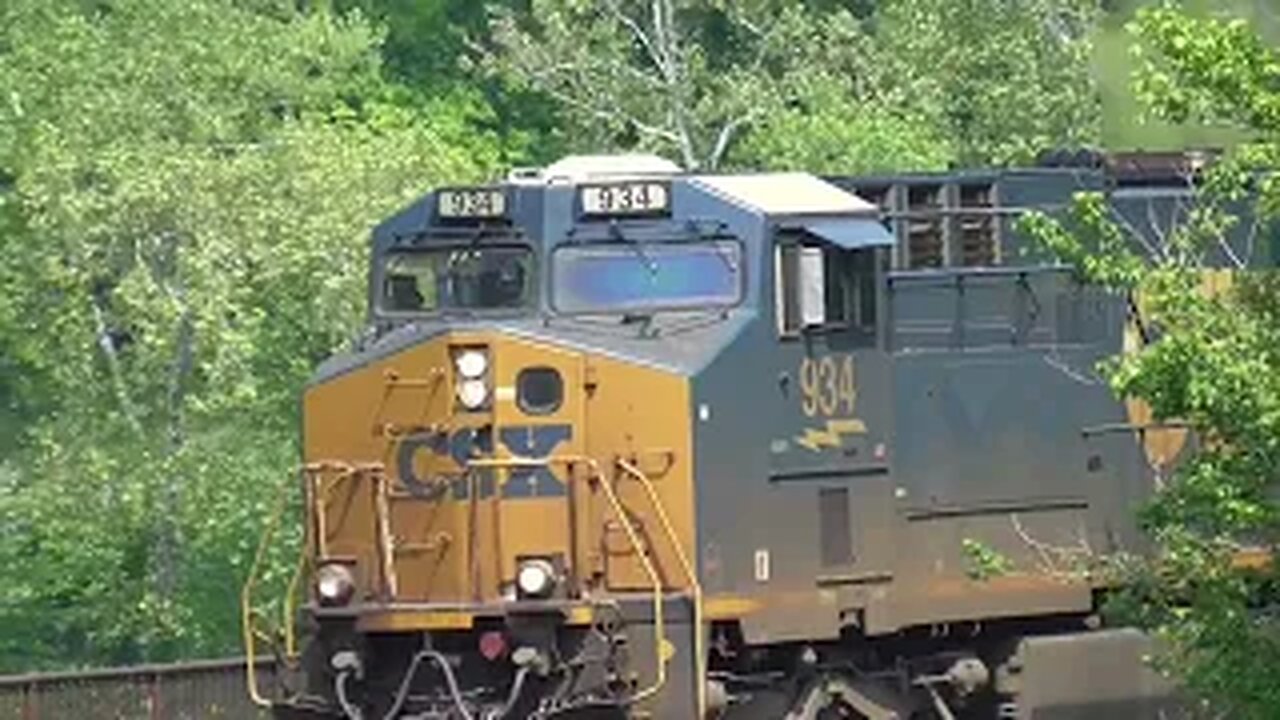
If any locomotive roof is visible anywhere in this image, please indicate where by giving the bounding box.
[691,173,878,216]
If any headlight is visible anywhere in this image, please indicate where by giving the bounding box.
[455,349,488,379]
[457,379,489,410]
[316,563,356,606]
[516,558,557,598]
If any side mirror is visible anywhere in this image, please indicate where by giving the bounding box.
[798,246,826,328]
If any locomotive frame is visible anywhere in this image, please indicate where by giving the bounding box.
[244,153,1250,719]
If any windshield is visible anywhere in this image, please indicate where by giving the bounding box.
[381,246,533,312]
[552,240,742,313]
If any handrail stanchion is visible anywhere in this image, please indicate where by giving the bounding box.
[617,458,706,720]
[241,467,298,708]
[467,455,672,706]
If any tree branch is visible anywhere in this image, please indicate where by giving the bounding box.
[1107,202,1165,262]
[650,0,697,168]
[649,0,677,84]
[708,113,754,170]
[605,0,669,78]
[1178,168,1248,271]
[154,230,195,604]
[90,292,144,438]
[1009,513,1097,581]
[524,70,683,146]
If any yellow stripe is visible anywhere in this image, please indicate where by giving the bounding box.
[704,596,762,620]
[357,611,476,632]
[355,604,603,633]
[563,605,595,625]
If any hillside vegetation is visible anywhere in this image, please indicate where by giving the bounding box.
[2,1,1278,715]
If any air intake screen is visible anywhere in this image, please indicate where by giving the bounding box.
[819,487,853,567]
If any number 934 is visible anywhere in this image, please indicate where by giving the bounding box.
[799,354,856,417]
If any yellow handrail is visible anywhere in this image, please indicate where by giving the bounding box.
[241,467,298,708]
[592,462,670,706]
[282,534,308,661]
[251,455,677,712]
[244,462,370,706]
[617,458,705,719]
[372,468,398,598]
[467,455,673,707]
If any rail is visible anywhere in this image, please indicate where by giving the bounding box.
[0,657,277,719]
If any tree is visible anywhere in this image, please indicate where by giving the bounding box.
[0,0,504,669]
[873,0,1102,166]
[484,0,803,170]
[1022,6,1280,716]
[482,0,1102,171]
[337,0,564,163]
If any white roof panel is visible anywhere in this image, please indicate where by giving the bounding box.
[537,154,682,183]
[691,172,877,216]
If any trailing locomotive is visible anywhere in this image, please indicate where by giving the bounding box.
[249,154,1207,719]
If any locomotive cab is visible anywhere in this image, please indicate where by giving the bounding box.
[259,156,1177,720]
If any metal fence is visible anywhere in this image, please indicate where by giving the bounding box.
[0,657,277,719]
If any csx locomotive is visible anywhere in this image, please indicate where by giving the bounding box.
[251,154,1210,719]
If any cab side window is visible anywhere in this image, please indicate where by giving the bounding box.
[776,236,877,337]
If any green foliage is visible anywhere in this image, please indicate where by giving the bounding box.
[335,0,561,164]
[1023,6,1280,715]
[1095,0,1280,149]
[3,0,1270,680]
[961,538,1015,581]
[1019,192,1150,287]
[483,0,1102,171]
[874,0,1102,165]
[0,0,504,670]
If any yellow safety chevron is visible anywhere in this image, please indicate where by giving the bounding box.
[795,418,867,451]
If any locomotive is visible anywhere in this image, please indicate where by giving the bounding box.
[250,154,1208,719]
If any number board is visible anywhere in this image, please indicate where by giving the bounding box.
[438,188,507,219]
[579,182,670,217]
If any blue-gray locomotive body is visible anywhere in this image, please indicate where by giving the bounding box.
[269,155,1225,719]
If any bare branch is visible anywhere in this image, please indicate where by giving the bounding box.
[1241,213,1261,266]
[1146,193,1171,257]
[1212,226,1246,270]
[1108,203,1165,262]
[525,74,683,146]
[650,0,677,84]
[723,2,790,75]
[726,7,767,39]
[604,0,669,78]
[91,293,144,438]
[1009,513,1096,581]
[642,0,698,168]
[708,113,754,170]
[1172,169,1246,270]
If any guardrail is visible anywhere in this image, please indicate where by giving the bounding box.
[0,657,277,719]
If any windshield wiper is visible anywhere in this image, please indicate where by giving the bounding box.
[682,219,737,273]
[609,221,658,276]
[710,242,737,273]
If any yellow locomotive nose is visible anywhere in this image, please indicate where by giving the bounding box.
[302,329,695,615]
[303,331,583,606]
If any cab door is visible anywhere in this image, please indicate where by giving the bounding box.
[769,228,895,586]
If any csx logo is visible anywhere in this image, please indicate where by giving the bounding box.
[396,424,571,500]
